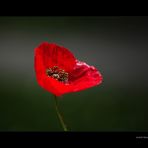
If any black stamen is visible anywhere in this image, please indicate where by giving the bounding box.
[46,66,68,83]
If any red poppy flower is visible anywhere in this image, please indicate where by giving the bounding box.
[34,42,103,96]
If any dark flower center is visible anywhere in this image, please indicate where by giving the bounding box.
[46,66,68,83]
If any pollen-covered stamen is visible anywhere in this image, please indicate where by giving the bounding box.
[46,68,53,76]
[46,66,68,83]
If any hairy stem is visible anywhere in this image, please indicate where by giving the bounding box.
[54,95,68,131]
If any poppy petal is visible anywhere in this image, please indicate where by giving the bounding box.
[37,73,69,96]
[68,60,103,92]
[35,42,76,72]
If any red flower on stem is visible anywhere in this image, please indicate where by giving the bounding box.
[34,42,103,96]
[34,42,103,131]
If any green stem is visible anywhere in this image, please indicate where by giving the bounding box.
[54,95,68,132]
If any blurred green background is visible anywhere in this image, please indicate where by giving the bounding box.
[0,16,148,131]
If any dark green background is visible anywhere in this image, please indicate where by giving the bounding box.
[0,16,148,131]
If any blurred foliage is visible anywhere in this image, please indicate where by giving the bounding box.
[0,78,148,131]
